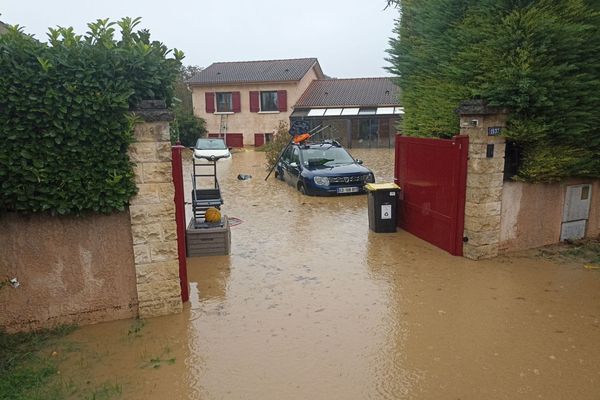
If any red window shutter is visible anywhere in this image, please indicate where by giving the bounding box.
[249,91,259,112]
[232,92,241,113]
[205,92,215,113]
[277,90,287,112]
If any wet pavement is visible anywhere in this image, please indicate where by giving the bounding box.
[62,148,600,399]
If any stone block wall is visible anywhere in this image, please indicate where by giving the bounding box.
[458,100,508,260]
[128,103,182,317]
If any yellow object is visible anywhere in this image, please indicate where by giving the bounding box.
[204,207,221,223]
[364,182,401,191]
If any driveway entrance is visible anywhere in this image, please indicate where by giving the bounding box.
[56,148,600,400]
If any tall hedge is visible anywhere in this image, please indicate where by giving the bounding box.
[0,18,183,214]
[387,0,600,182]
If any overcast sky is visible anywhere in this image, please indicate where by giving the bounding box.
[1,1,398,78]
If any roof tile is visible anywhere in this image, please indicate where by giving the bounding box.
[188,58,321,85]
[295,78,401,107]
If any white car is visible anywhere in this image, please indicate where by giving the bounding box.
[193,138,231,162]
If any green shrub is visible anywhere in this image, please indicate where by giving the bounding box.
[0,18,182,214]
[264,121,292,171]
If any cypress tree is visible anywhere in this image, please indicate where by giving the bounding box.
[387,0,600,181]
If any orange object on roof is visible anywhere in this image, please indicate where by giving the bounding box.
[293,133,310,144]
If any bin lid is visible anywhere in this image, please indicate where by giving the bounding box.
[364,182,401,191]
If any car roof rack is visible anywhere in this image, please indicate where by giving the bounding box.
[306,139,341,147]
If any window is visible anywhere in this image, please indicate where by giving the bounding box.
[291,147,300,164]
[260,91,278,112]
[282,146,293,163]
[216,92,233,112]
[358,108,377,115]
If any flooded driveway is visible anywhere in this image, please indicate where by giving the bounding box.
[63,148,600,399]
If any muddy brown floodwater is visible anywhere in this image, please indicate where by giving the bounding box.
[60,148,600,399]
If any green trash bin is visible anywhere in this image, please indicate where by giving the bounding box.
[365,183,401,233]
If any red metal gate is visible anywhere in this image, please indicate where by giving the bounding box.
[394,135,468,256]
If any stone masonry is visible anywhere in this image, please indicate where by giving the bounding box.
[128,101,182,317]
[457,100,508,260]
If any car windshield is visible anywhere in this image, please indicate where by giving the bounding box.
[301,146,355,166]
[195,139,227,150]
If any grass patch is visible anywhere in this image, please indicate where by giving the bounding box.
[0,325,126,399]
[141,344,176,369]
[84,381,123,400]
[0,325,76,400]
[537,238,600,266]
[127,318,145,338]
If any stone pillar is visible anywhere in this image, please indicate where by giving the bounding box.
[128,100,182,317]
[457,100,508,260]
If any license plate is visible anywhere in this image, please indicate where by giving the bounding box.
[337,187,359,194]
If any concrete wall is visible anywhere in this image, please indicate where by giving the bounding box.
[499,179,600,253]
[191,66,321,145]
[0,212,138,333]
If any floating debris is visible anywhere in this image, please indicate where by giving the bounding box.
[228,217,243,227]
[237,174,252,180]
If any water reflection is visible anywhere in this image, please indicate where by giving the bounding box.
[188,256,231,303]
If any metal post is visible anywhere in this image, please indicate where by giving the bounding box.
[171,144,189,302]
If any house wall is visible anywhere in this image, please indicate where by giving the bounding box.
[499,179,600,253]
[0,212,138,333]
[191,67,320,146]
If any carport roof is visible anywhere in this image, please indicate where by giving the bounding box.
[295,78,401,108]
[187,58,323,85]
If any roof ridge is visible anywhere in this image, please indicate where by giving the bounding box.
[210,57,317,65]
[318,77,393,81]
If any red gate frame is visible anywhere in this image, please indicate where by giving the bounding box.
[171,145,189,302]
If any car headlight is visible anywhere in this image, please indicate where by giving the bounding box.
[365,173,375,183]
[314,176,330,186]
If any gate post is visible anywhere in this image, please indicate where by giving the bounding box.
[457,100,508,260]
[128,100,183,317]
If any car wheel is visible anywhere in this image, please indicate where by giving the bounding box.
[298,183,308,195]
[275,171,283,181]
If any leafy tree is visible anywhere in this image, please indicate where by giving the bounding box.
[387,0,600,181]
[170,65,207,146]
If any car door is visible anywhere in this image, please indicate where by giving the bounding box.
[277,146,292,183]
[285,147,301,186]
